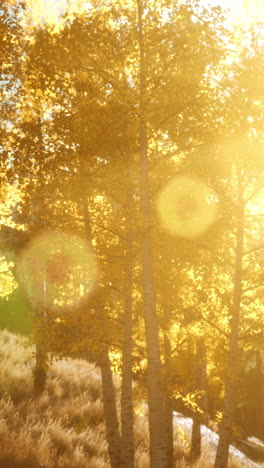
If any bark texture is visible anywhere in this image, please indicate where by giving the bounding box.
[100,346,121,468]
[164,333,174,468]
[191,417,201,462]
[82,196,121,467]
[34,336,47,396]
[120,189,135,468]
[214,172,244,468]
[137,1,167,466]
[191,341,209,461]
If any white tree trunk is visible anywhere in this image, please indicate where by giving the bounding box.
[81,196,121,467]
[121,188,135,468]
[214,170,244,468]
[100,346,121,468]
[164,333,174,468]
[137,1,167,466]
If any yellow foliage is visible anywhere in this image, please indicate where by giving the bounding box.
[0,183,25,231]
[0,256,18,298]
[177,425,189,451]
[173,389,205,415]
[214,410,223,424]
[109,348,122,377]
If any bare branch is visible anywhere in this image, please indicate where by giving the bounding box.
[171,337,188,356]
[242,283,264,295]
[200,313,230,339]
[243,245,264,257]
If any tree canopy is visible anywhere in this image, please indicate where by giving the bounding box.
[1,1,264,467]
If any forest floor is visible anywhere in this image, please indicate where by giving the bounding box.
[0,328,263,468]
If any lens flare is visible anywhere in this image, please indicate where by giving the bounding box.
[156,176,217,239]
[17,231,97,311]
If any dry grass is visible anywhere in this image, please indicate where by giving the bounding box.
[0,329,257,468]
[0,329,109,468]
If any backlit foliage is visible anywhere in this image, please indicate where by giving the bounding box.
[1,0,264,466]
[0,257,17,298]
[0,183,25,231]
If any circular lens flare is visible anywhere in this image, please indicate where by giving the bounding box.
[17,231,97,311]
[175,194,198,220]
[156,176,217,239]
[46,251,72,284]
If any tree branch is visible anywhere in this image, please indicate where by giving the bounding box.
[242,283,264,295]
[200,313,230,339]
[243,245,264,257]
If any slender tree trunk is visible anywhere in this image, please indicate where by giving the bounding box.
[121,185,135,468]
[190,342,201,462]
[33,117,48,397]
[100,346,121,468]
[191,340,209,461]
[137,2,167,465]
[190,404,201,461]
[214,171,244,468]
[81,194,121,467]
[255,351,263,437]
[191,417,201,462]
[34,308,48,396]
[200,343,209,424]
[34,341,47,396]
[164,333,174,468]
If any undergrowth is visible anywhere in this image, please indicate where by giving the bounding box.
[0,329,257,467]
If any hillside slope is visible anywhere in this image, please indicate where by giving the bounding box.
[0,329,262,468]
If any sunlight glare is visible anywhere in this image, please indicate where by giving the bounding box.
[23,0,68,30]
[232,0,264,27]
[204,0,264,28]
[23,0,95,30]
